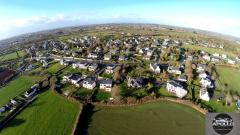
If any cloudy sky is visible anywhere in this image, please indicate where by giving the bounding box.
[0,0,240,40]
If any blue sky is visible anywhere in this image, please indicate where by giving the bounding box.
[0,0,240,39]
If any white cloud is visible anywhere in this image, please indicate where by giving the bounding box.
[0,13,240,40]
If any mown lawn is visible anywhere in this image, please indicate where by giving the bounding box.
[0,90,81,135]
[216,66,240,92]
[88,101,204,135]
[31,62,64,74]
[0,50,26,61]
[182,44,236,58]
[0,75,42,106]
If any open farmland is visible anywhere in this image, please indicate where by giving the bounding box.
[216,66,240,92]
[0,90,81,135]
[0,51,26,61]
[182,44,237,58]
[0,75,43,106]
[87,101,204,135]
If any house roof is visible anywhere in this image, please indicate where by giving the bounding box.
[84,77,95,84]
[99,79,112,84]
[168,80,183,88]
[69,74,81,81]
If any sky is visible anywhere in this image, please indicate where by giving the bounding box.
[0,0,240,40]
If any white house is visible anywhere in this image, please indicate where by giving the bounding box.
[105,65,116,74]
[228,59,236,65]
[63,74,72,81]
[199,72,209,79]
[78,62,89,69]
[150,63,161,73]
[200,78,214,88]
[168,66,181,75]
[99,79,113,92]
[197,64,206,73]
[72,62,79,68]
[178,75,187,82]
[82,78,96,90]
[104,54,112,60]
[213,53,220,57]
[221,54,227,59]
[203,55,211,61]
[88,53,99,59]
[69,74,81,86]
[199,87,210,101]
[166,80,187,98]
[88,63,98,71]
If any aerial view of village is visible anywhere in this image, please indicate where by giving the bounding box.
[0,1,240,135]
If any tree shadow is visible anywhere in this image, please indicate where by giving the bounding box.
[74,103,100,135]
[28,101,45,108]
[4,118,25,128]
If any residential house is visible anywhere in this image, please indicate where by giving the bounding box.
[72,62,79,68]
[118,55,128,61]
[228,59,236,65]
[105,65,116,74]
[60,59,69,66]
[147,49,154,56]
[213,53,220,57]
[63,74,72,81]
[178,75,187,82]
[150,63,161,73]
[78,62,89,69]
[99,79,113,92]
[104,54,112,60]
[197,64,206,73]
[42,60,48,68]
[203,54,211,61]
[166,80,188,98]
[127,77,145,88]
[88,63,98,71]
[221,54,227,59]
[199,87,210,101]
[168,66,181,75]
[199,72,209,79]
[200,78,214,88]
[82,77,96,90]
[69,74,81,87]
[88,53,99,59]
[143,55,151,60]
[25,86,38,98]
[211,57,220,63]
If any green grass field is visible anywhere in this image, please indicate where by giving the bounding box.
[31,62,64,74]
[0,75,42,106]
[0,51,26,61]
[88,101,204,135]
[182,44,236,58]
[216,66,240,92]
[0,90,81,135]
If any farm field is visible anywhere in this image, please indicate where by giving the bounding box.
[216,66,240,92]
[0,51,26,61]
[182,44,237,58]
[0,75,42,106]
[0,90,81,135]
[88,101,204,135]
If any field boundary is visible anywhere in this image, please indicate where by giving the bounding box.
[93,97,207,114]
